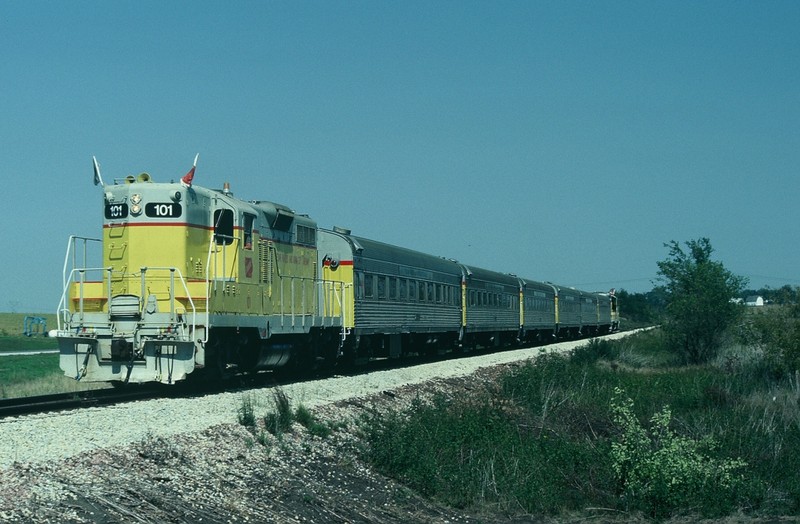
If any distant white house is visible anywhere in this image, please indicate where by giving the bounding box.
[745,295,765,307]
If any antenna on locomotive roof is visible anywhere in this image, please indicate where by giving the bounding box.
[92,156,104,187]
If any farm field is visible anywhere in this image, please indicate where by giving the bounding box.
[0,312,57,352]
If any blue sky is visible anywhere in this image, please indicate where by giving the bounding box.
[1,1,798,313]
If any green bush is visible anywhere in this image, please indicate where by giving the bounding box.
[744,306,800,375]
[610,388,748,518]
[570,338,617,365]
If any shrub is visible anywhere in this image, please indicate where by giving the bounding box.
[610,387,748,518]
[744,306,800,375]
[570,338,617,365]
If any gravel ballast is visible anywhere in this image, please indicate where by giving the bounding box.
[0,333,634,469]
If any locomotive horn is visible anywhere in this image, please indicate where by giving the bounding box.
[137,173,151,183]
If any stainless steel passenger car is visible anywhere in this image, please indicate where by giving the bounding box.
[462,266,521,349]
[519,279,557,343]
[318,227,464,359]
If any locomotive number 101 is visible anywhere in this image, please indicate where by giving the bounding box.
[145,202,182,218]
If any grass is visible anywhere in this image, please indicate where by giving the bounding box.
[0,353,63,398]
[237,389,337,443]
[0,313,109,397]
[359,329,800,520]
[0,340,108,398]
[0,353,107,398]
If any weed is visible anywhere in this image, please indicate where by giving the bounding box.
[294,404,313,426]
[257,430,271,449]
[295,404,332,438]
[237,394,256,430]
[570,338,617,365]
[138,432,188,466]
[264,388,294,435]
[360,390,615,514]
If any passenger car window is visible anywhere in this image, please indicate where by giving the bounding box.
[377,277,386,300]
[364,274,374,298]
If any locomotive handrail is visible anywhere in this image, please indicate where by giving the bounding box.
[204,237,213,343]
[60,236,102,292]
[203,234,240,342]
[138,266,196,342]
[317,279,351,330]
[57,266,197,339]
[56,266,113,330]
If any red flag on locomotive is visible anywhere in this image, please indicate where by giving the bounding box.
[181,154,199,187]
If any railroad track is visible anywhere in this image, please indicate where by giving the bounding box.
[0,367,296,419]
[0,387,167,418]
[0,356,456,419]
[0,331,639,420]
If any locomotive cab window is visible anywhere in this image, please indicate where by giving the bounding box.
[214,209,234,245]
[243,213,255,250]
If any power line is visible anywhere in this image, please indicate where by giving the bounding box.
[571,277,655,287]
[740,274,800,285]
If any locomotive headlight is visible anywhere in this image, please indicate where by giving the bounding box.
[131,203,142,216]
[131,194,142,205]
